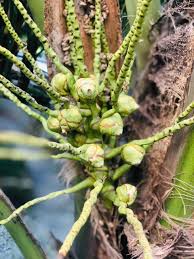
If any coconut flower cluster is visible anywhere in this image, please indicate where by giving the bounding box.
[0,0,194,258]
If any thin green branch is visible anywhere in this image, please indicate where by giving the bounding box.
[114,0,152,100]
[176,101,194,122]
[0,131,80,155]
[64,0,87,77]
[105,115,194,159]
[59,178,104,257]
[0,84,65,142]
[93,0,102,81]
[0,46,61,100]
[0,177,95,225]
[0,3,46,81]
[12,0,74,82]
[119,206,153,259]
[0,75,51,114]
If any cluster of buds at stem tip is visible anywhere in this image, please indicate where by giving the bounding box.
[114,184,137,207]
[117,92,139,117]
[121,143,145,165]
[99,113,123,136]
[75,77,98,101]
[79,144,104,168]
[47,105,82,134]
[51,73,69,96]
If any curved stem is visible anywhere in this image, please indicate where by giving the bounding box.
[118,206,152,259]
[59,178,104,257]
[64,0,87,77]
[0,45,59,100]
[114,0,152,100]
[0,84,65,142]
[12,0,74,84]
[0,177,95,225]
[0,75,51,114]
[0,3,46,81]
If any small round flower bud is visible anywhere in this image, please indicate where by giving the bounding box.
[116,184,137,206]
[47,116,61,132]
[121,143,145,165]
[80,144,104,168]
[75,77,97,101]
[117,93,139,117]
[51,73,68,96]
[99,113,123,136]
[59,106,82,131]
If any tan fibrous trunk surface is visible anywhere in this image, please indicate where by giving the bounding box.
[44,0,122,76]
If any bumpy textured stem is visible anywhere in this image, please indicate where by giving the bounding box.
[64,0,87,77]
[123,55,135,93]
[59,179,104,256]
[0,75,50,114]
[0,177,95,225]
[0,84,64,142]
[106,115,194,159]
[93,0,102,81]
[12,0,74,83]
[118,205,152,259]
[115,0,152,99]
[0,3,45,81]
[101,26,109,53]
[0,45,59,100]
[176,101,194,122]
[100,0,151,93]
[0,131,81,155]
[135,116,194,147]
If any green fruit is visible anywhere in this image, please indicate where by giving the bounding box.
[51,73,68,96]
[80,144,104,168]
[116,184,137,206]
[47,116,60,132]
[122,143,145,165]
[75,77,97,101]
[59,106,82,132]
[100,113,123,136]
[117,92,139,117]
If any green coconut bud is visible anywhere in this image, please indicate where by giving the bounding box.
[51,73,68,96]
[116,184,137,206]
[75,77,97,101]
[117,93,139,117]
[121,143,145,165]
[99,113,123,136]
[47,116,61,132]
[59,106,82,132]
[80,144,104,168]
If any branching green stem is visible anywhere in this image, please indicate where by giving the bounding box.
[0,177,95,225]
[106,116,194,159]
[0,83,64,142]
[118,205,152,259]
[0,75,51,114]
[0,46,60,100]
[12,0,74,83]
[114,0,152,100]
[176,101,194,122]
[64,0,87,77]
[59,178,104,256]
[0,131,81,154]
[93,0,102,82]
[0,3,45,81]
